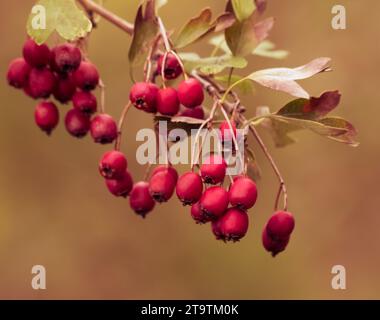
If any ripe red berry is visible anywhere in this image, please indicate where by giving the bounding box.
[200,154,227,185]
[90,114,118,144]
[178,106,205,119]
[156,87,180,116]
[151,165,178,184]
[129,181,156,218]
[149,170,176,203]
[199,186,229,219]
[7,58,31,89]
[157,53,182,80]
[229,176,258,210]
[190,201,210,224]
[28,68,56,98]
[53,74,76,104]
[34,101,59,135]
[212,208,249,242]
[177,78,204,109]
[266,211,295,240]
[22,38,50,68]
[51,43,82,73]
[219,120,237,142]
[73,61,99,91]
[262,229,290,257]
[129,82,158,113]
[105,171,133,198]
[176,172,203,205]
[65,108,90,138]
[99,150,128,179]
[72,91,97,115]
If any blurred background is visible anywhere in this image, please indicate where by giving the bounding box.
[0,0,378,299]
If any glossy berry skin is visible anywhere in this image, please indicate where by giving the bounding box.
[157,53,182,80]
[22,38,50,68]
[178,106,205,119]
[191,201,210,224]
[72,91,97,115]
[99,151,128,179]
[51,43,82,73]
[266,211,295,240]
[177,78,204,109]
[200,154,227,185]
[151,166,178,184]
[199,186,229,219]
[34,101,59,135]
[229,177,258,210]
[28,68,56,98]
[176,172,203,205]
[105,171,133,198]
[7,58,31,88]
[53,74,76,104]
[156,87,180,116]
[90,114,118,144]
[65,108,90,138]
[129,181,156,218]
[149,170,176,203]
[262,229,290,257]
[129,82,158,113]
[73,61,99,91]
[212,208,249,242]
[219,120,237,142]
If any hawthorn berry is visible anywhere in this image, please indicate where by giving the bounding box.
[72,91,97,115]
[151,165,178,184]
[177,78,204,109]
[22,38,50,68]
[200,154,227,185]
[266,211,295,240]
[157,53,182,80]
[199,186,229,219]
[129,181,156,218]
[105,171,133,198]
[176,172,203,205]
[149,170,177,203]
[219,120,237,143]
[229,176,258,210]
[53,74,76,104]
[99,150,128,179]
[212,208,249,242]
[190,201,210,224]
[178,106,205,119]
[65,108,90,138]
[51,43,82,73]
[28,68,56,98]
[262,229,290,257]
[7,58,31,89]
[34,101,59,135]
[156,87,180,116]
[73,61,99,91]
[129,82,158,113]
[90,114,118,144]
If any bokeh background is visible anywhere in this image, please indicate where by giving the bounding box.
[0,0,378,299]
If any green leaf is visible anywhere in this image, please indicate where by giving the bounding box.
[231,0,256,21]
[27,0,92,44]
[208,34,231,54]
[215,75,254,94]
[156,0,168,12]
[253,40,289,59]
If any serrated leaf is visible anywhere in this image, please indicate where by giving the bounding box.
[215,75,254,94]
[27,0,92,44]
[253,40,289,59]
[231,0,256,21]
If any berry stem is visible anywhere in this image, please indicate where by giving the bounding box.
[99,78,106,113]
[157,17,172,53]
[115,101,132,151]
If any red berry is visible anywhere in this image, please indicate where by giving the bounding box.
[28,68,56,98]
[65,108,90,138]
[212,208,249,242]
[72,91,97,115]
[157,53,182,80]
[73,61,99,91]
[151,165,178,183]
[229,176,258,210]
[99,150,128,179]
[105,171,133,198]
[22,38,50,68]
[90,114,118,144]
[176,172,203,205]
[51,43,82,73]
[156,87,180,116]
[53,74,76,104]
[7,58,31,89]
[34,101,59,135]
[266,211,295,240]
[200,154,227,185]
[219,120,237,142]
[177,78,204,109]
[129,82,158,113]
[262,229,290,257]
[199,186,229,219]
[129,181,156,217]
[149,170,176,203]
[190,201,210,224]
[178,106,205,119]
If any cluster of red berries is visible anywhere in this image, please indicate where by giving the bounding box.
[6,38,118,143]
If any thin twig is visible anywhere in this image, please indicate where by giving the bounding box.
[98,78,106,113]
[115,102,132,150]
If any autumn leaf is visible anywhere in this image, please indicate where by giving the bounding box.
[253,40,289,59]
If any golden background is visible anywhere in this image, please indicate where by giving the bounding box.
[0,0,377,299]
